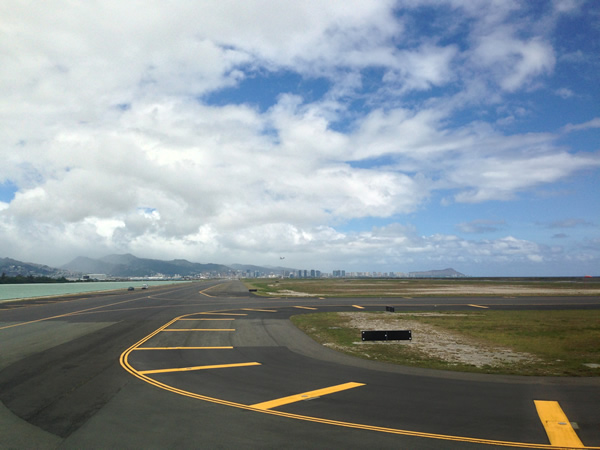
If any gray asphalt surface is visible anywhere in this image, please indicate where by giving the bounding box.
[1,280,599,449]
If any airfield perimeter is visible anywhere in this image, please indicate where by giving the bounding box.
[1,279,599,449]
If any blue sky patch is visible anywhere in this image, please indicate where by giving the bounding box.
[0,181,18,203]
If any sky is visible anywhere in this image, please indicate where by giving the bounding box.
[0,0,599,276]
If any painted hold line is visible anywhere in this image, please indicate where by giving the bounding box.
[251,382,365,411]
[139,362,261,375]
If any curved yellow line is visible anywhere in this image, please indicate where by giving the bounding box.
[119,311,599,450]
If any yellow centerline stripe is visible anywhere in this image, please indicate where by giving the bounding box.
[251,382,365,410]
[133,346,234,350]
[0,297,144,330]
[293,306,318,310]
[352,305,364,309]
[162,328,235,332]
[468,304,489,309]
[534,400,584,448]
[139,362,261,374]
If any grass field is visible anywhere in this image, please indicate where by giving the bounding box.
[290,310,600,376]
[243,277,600,297]
[244,278,600,376]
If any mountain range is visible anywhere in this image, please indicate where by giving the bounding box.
[0,257,71,278]
[1,255,466,278]
[60,254,233,277]
[408,268,466,278]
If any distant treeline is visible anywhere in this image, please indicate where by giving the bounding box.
[0,273,70,284]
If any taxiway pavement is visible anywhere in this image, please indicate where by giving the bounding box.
[1,280,599,449]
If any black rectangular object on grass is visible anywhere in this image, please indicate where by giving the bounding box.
[362,330,411,341]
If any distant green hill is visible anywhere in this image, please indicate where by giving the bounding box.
[0,257,66,278]
[408,268,466,278]
[62,253,232,277]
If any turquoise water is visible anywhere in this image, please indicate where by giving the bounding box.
[0,281,187,302]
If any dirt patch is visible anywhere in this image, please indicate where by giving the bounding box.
[265,283,600,297]
[336,312,538,368]
[267,289,316,297]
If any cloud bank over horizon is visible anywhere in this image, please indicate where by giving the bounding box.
[1,1,599,276]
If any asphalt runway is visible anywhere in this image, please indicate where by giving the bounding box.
[1,280,599,449]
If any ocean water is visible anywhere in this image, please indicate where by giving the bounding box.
[0,280,188,302]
